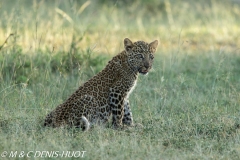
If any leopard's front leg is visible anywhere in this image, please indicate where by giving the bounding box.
[122,99,133,126]
[109,87,125,128]
[122,99,143,128]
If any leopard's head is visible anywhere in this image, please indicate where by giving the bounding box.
[124,38,158,75]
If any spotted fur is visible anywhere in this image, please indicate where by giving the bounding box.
[44,38,158,131]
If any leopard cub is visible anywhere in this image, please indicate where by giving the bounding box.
[44,38,158,131]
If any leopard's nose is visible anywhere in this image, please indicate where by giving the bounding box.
[144,62,150,69]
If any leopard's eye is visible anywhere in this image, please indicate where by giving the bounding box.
[149,54,154,59]
[136,54,144,59]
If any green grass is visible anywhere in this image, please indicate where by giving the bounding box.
[1,0,240,159]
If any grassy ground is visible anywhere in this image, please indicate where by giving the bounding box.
[1,0,240,159]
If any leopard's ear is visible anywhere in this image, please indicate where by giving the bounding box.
[149,40,159,53]
[124,38,134,52]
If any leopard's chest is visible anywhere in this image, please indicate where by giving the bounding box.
[126,79,137,99]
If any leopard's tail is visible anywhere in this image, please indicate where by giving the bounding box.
[44,112,54,127]
[80,116,90,131]
[44,112,90,131]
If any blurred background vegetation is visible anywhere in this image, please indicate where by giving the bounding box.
[0,0,239,84]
